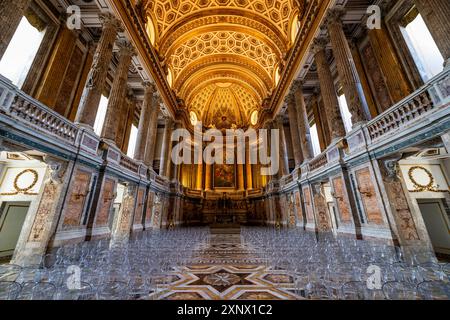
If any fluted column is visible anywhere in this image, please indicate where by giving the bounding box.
[293,80,314,160]
[101,41,135,143]
[115,91,133,148]
[159,117,174,177]
[326,8,370,125]
[0,0,32,60]
[312,38,346,141]
[134,82,157,161]
[286,95,303,166]
[414,0,450,63]
[75,13,122,127]
[144,94,161,168]
[275,116,289,176]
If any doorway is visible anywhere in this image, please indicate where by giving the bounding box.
[417,199,450,257]
[0,202,30,260]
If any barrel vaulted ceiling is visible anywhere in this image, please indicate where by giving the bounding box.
[140,0,305,127]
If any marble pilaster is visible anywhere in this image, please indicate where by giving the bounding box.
[414,0,450,63]
[0,0,32,60]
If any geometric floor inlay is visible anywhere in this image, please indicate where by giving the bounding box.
[153,229,304,300]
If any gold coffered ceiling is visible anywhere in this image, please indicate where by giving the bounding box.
[141,0,302,127]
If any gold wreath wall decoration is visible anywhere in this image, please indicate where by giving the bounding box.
[408,166,449,193]
[0,169,39,196]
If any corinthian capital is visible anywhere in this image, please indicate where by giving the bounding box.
[99,12,124,32]
[325,6,346,27]
[311,37,328,55]
[117,40,136,58]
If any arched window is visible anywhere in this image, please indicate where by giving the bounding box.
[290,14,301,44]
[146,17,156,46]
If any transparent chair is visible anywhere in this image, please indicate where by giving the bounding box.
[382,281,420,300]
[0,281,22,300]
[417,281,450,300]
[97,280,129,300]
[56,281,95,300]
[18,282,57,300]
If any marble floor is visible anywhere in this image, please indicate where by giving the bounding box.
[156,229,302,300]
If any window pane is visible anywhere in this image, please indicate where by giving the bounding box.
[127,125,138,158]
[0,17,45,88]
[338,94,353,133]
[94,96,108,136]
[402,14,444,81]
[310,124,322,157]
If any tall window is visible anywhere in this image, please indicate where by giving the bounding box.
[338,94,353,133]
[401,12,444,81]
[0,17,45,88]
[310,124,322,157]
[127,125,138,158]
[94,96,109,136]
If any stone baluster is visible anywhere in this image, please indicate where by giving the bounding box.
[326,7,371,125]
[285,94,304,166]
[293,80,314,160]
[0,0,32,60]
[134,82,156,161]
[75,13,122,128]
[101,41,135,144]
[413,0,450,64]
[312,37,346,141]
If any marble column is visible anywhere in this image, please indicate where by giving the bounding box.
[196,155,203,190]
[414,0,450,63]
[326,8,371,125]
[205,163,213,191]
[134,82,157,161]
[144,94,161,168]
[245,145,254,189]
[0,0,32,60]
[75,13,122,128]
[101,41,135,143]
[237,162,245,191]
[311,93,326,151]
[116,91,133,148]
[286,95,303,166]
[159,117,174,177]
[312,37,346,140]
[293,80,314,160]
[275,116,289,176]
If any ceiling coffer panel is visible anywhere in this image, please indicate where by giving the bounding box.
[141,0,302,127]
